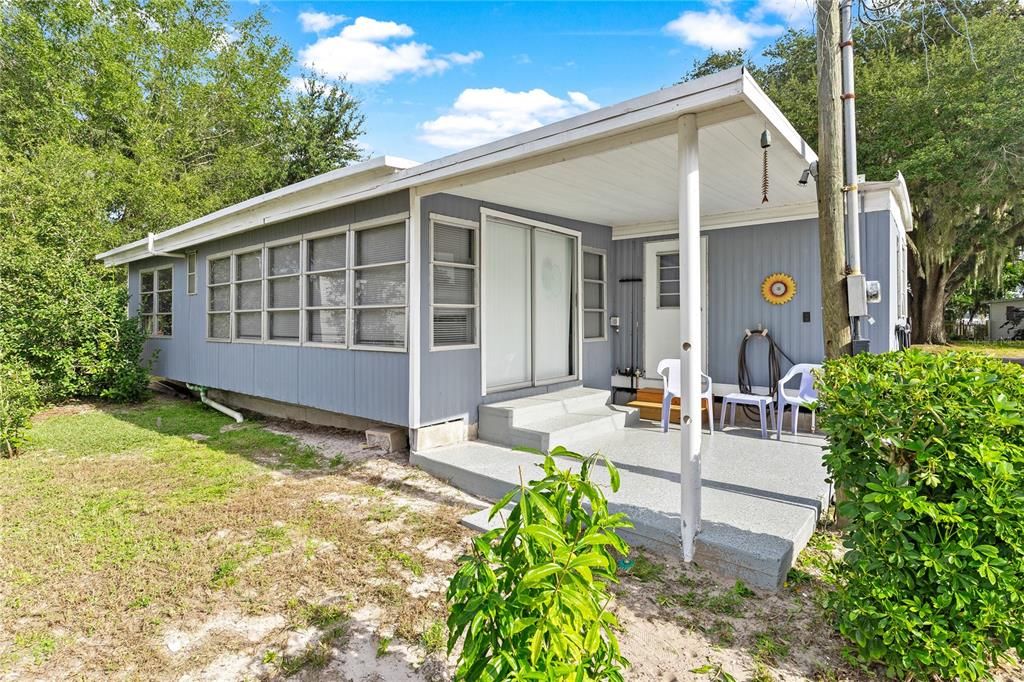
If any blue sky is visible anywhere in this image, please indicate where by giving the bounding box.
[229,1,814,162]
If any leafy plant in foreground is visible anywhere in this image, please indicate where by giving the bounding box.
[0,357,39,456]
[446,447,632,681]
[819,350,1024,679]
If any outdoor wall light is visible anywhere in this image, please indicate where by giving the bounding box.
[798,161,819,186]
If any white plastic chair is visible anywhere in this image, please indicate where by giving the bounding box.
[656,359,714,435]
[776,363,821,438]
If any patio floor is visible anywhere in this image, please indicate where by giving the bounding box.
[411,419,830,590]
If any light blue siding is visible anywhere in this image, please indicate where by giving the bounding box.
[129,190,410,426]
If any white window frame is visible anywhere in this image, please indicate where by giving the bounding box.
[657,251,681,309]
[582,247,607,342]
[139,265,174,338]
[200,212,409,351]
[350,214,410,352]
[303,225,350,349]
[264,237,303,345]
[232,246,265,343]
[429,213,480,351]
[186,251,197,295]
[206,250,233,342]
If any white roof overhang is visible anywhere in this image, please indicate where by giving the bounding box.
[98,67,819,266]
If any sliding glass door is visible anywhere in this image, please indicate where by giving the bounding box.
[483,215,578,393]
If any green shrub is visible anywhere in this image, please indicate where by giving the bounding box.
[446,448,632,681]
[818,350,1024,680]
[1,358,39,456]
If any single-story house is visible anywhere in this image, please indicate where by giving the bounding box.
[97,67,912,449]
[988,297,1024,341]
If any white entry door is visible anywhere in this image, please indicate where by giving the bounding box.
[643,237,708,380]
[483,213,579,393]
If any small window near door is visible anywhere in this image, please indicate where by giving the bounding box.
[186,252,197,295]
[657,253,680,308]
[583,248,606,340]
[431,217,478,349]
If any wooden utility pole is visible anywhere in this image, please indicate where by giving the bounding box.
[816,0,852,358]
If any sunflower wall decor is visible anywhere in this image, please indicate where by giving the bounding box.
[761,273,796,305]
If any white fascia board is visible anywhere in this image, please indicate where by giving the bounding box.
[861,172,914,232]
[97,156,419,266]
[611,201,819,240]
[740,70,817,166]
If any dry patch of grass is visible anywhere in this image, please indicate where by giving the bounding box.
[916,340,1024,358]
[0,396,474,680]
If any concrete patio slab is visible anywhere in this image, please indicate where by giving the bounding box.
[411,421,830,590]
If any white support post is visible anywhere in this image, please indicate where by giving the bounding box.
[677,113,702,562]
[408,189,422,433]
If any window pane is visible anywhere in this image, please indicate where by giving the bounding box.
[432,266,475,305]
[268,276,299,309]
[236,281,262,310]
[584,311,603,339]
[659,267,679,282]
[235,311,261,339]
[308,310,346,344]
[140,293,154,315]
[583,252,603,281]
[269,311,300,341]
[187,272,196,295]
[660,281,680,295]
[209,285,230,312]
[584,281,603,310]
[659,253,679,269]
[660,294,680,308]
[155,315,172,336]
[157,268,172,291]
[354,308,405,348]
[308,234,346,272]
[209,257,231,285]
[356,223,405,266]
[269,243,300,276]
[433,308,475,346]
[354,264,405,306]
[307,272,346,307]
[157,292,173,313]
[433,223,474,264]
[208,313,230,339]
[236,251,262,280]
[140,271,154,293]
[139,315,153,335]
[187,252,196,274]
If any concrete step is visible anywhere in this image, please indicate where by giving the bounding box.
[411,437,827,591]
[478,388,638,451]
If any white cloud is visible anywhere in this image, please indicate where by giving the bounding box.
[297,16,482,84]
[298,11,347,33]
[420,87,601,150]
[340,16,414,41]
[663,9,783,50]
[751,0,813,26]
[445,50,483,65]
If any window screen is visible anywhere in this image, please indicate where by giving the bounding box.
[140,266,173,337]
[234,249,263,340]
[306,232,347,345]
[207,256,231,340]
[353,223,406,348]
[431,220,477,348]
[583,249,606,340]
[267,243,300,341]
[658,253,680,308]
[186,252,197,295]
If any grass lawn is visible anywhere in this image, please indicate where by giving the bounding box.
[915,340,1024,358]
[0,397,473,679]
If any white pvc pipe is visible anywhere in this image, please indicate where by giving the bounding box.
[188,384,244,423]
[677,113,702,563]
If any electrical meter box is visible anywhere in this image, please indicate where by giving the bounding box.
[865,280,882,303]
[847,274,868,317]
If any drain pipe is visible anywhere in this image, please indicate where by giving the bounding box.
[147,233,187,259]
[187,384,243,423]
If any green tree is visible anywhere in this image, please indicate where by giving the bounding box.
[684,2,1024,344]
[0,0,366,401]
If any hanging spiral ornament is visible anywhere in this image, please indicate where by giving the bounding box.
[760,126,771,204]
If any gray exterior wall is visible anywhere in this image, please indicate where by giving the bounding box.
[610,210,901,390]
[417,193,614,426]
[989,299,1024,340]
[128,190,411,426]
